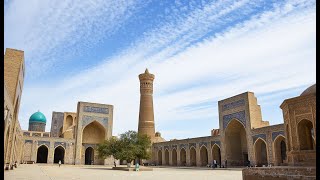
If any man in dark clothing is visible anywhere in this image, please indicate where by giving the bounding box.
[225,160,227,168]
[114,161,117,167]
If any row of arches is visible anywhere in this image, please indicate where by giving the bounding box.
[36,145,65,164]
[157,145,221,166]
[36,145,94,165]
[36,145,95,165]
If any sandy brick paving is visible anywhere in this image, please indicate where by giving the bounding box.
[4,164,243,180]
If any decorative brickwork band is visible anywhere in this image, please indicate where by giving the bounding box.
[272,131,285,141]
[199,142,208,148]
[223,110,246,129]
[38,141,50,147]
[82,115,108,128]
[252,134,267,143]
[179,144,187,150]
[189,143,196,149]
[222,99,245,111]
[211,141,221,147]
[25,140,33,144]
[83,143,97,149]
[54,142,66,149]
[83,106,109,114]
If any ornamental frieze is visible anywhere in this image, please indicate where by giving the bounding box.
[211,141,221,147]
[294,106,311,115]
[83,143,97,149]
[189,143,196,149]
[171,145,177,150]
[179,144,187,150]
[82,115,108,128]
[54,142,66,149]
[223,110,246,129]
[164,146,169,150]
[252,134,267,143]
[272,131,285,141]
[83,106,109,114]
[25,140,33,144]
[199,142,208,148]
[222,99,245,111]
[38,141,50,147]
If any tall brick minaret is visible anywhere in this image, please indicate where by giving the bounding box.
[138,68,155,142]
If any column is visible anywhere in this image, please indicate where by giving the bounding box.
[169,149,172,165]
[208,144,213,166]
[177,148,181,166]
[196,143,201,167]
[186,148,190,166]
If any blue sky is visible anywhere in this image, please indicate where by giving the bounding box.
[4,0,316,140]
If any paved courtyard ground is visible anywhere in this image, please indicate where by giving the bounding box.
[4,164,243,180]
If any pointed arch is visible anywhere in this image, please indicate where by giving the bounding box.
[157,149,162,165]
[164,149,169,165]
[54,145,65,164]
[225,119,248,166]
[200,145,208,166]
[273,135,286,166]
[180,148,186,166]
[212,144,221,166]
[36,145,48,163]
[190,147,196,166]
[254,138,268,166]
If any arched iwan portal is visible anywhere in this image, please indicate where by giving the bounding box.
[165,149,169,165]
[172,149,177,166]
[200,146,208,166]
[85,147,94,165]
[180,148,186,166]
[37,145,48,163]
[254,138,268,166]
[273,136,286,166]
[212,144,221,166]
[298,119,314,150]
[190,147,196,166]
[158,150,162,165]
[82,121,106,165]
[54,146,65,164]
[225,119,248,166]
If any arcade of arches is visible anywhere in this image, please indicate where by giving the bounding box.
[153,86,316,167]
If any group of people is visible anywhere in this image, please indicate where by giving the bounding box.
[209,160,228,168]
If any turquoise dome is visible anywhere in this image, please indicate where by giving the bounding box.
[29,111,46,123]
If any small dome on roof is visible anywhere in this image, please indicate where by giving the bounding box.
[300,84,316,96]
[29,111,47,123]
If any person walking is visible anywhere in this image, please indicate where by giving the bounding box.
[214,159,217,168]
[225,160,227,168]
[58,160,61,167]
[114,161,117,167]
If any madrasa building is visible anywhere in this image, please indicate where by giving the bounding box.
[4,48,115,169]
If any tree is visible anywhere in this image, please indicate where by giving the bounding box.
[97,130,152,164]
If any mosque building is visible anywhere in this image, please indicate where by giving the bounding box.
[4,47,316,178]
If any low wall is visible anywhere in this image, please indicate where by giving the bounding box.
[242,167,316,180]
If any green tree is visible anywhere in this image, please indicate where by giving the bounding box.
[97,130,152,164]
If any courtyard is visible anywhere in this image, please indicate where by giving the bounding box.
[4,164,243,180]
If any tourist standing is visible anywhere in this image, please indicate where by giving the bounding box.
[58,160,61,167]
[214,160,217,168]
[114,161,117,167]
[225,160,227,168]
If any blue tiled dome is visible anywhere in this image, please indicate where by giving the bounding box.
[29,111,46,123]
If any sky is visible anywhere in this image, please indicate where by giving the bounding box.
[4,0,316,140]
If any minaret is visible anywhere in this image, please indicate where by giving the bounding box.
[138,68,155,142]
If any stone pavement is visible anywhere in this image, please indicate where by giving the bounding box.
[4,164,243,180]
